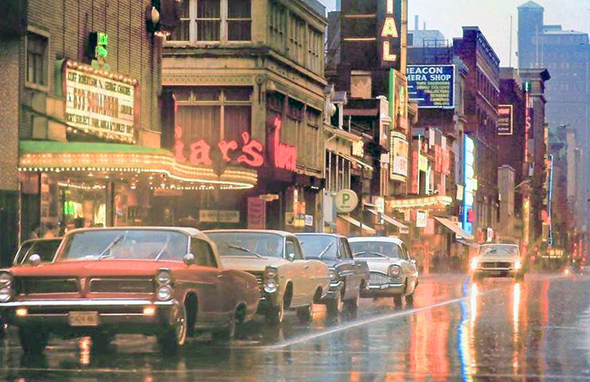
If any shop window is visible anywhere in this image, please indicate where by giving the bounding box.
[175,87,252,148]
[168,0,251,43]
[26,31,49,89]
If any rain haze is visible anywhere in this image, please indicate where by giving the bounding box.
[322,0,590,65]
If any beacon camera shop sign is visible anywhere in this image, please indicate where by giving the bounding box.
[407,65,455,109]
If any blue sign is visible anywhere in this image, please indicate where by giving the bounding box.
[407,65,455,109]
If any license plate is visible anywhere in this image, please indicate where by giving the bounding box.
[68,311,99,327]
[490,271,503,276]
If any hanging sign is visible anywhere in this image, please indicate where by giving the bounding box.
[497,105,514,135]
[334,189,359,214]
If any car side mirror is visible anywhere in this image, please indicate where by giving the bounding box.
[411,259,417,265]
[29,254,42,267]
[183,253,195,266]
[287,253,296,262]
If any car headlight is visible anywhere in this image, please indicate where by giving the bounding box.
[329,269,338,281]
[156,285,173,301]
[470,258,479,271]
[0,287,12,303]
[515,260,522,270]
[156,270,172,285]
[388,265,401,277]
[263,266,278,294]
[0,272,13,287]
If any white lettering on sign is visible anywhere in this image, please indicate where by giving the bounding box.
[65,67,135,139]
[381,0,399,64]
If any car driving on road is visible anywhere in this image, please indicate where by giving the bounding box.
[206,230,330,324]
[296,233,369,316]
[471,244,524,281]
[348,237,419,307]
[0,227,260,354]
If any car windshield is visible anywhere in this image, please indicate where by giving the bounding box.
[207,232,284,258]
[57,230,189,262]
[16,240,61,264]
[479,246,519,257]
[350,241,400,258]
[298,235,338,259]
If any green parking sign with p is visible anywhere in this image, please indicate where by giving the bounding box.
[335,189,359,214]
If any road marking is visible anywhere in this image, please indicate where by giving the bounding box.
[268,275,566,350]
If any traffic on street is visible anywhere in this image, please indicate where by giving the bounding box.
[0,274,587,381]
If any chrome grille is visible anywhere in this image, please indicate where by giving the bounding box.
[89,278,154,293]
[481,262,512,269]
[248,272,264,289]
[20,278,78,294]
[369,272,391,285]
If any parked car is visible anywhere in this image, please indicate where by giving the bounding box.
[0,227,260,354]
[471,244,524,281]
[296,233,369,316]
[13,238,62,265]
[205,230,330,324]
[348,237,419,307]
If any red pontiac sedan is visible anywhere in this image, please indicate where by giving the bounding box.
[0,227,260,354]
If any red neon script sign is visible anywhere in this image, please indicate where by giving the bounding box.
[174,126,264,168]
[268,117,297,172]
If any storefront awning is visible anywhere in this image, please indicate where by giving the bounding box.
[338,215,376,234]
[19,140,258,190]
[434,217,474,241]
[366,209,409,230]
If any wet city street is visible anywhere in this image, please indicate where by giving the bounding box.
[0,274,587,381]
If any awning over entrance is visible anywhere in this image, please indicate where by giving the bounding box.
[366,209,409,230]
[19,140,258,190]
[338,215,376,234]
[434,217,474,241]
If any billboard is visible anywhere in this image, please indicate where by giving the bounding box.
[407,65,455,109]
[497,105,513,135]
[390,135,409,179]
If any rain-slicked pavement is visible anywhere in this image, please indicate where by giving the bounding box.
[1,274,589,381]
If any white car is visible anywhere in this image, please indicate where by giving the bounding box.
[471,244,525,281]
[348,237,419,307]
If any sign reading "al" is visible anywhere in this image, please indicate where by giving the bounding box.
[334,189,359,214]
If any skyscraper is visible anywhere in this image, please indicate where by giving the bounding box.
[518,1,590,239]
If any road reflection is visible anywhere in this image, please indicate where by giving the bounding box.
[3,275,590,381]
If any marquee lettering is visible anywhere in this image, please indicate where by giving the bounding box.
[190,140,212,166]
[381,0,400,64]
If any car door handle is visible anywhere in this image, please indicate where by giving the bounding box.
[217,274,224,279]
[304,265,310,269]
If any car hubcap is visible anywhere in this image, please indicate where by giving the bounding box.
[176,306,187,345]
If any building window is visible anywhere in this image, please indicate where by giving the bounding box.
[26,32,49,89]
[169,0,251,43]
[175,87,252,147]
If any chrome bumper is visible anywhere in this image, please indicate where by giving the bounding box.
[0,299,178,332]
[320,281,344,303]
[361,283,404,297]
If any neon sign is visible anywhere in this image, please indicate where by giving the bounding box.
[174,117,297,172]
[174,126,264,168]
[268,117,297,172]
[380,0,402,67]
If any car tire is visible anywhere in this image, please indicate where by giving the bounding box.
[296,304,313,323]
[515,273,525,282]
[343,290,360,314]
[265,301,285,325]
[406,293,415,306]
[326,291,343,317]
[214,314,236,342]
[157,303,187,353]
[393,295,403,308]
[19,327,49,355]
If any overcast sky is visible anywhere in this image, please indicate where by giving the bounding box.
[321,0,590,66]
